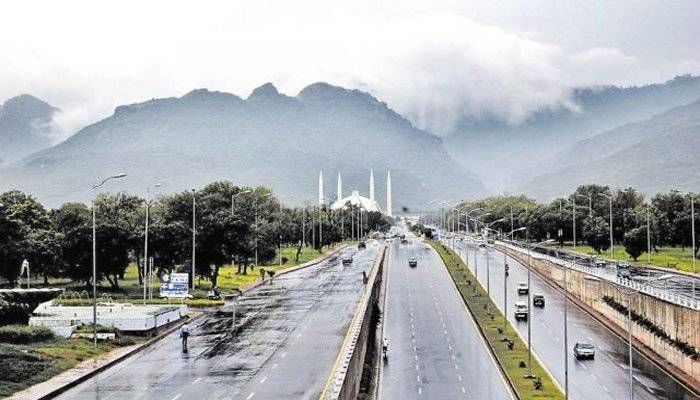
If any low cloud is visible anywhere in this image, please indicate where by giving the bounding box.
[1,2,698,139]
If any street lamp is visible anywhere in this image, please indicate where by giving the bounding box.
[468,212,491,279]
[91,172,127,346]
[525,238,556,377]
[576,193,593,217]
[501,227,526,330]
[231,189,252,216]
[191,188,196,290]
[484,218,506,294]
[673,190,696,298]
[599,193,614,259]
[143,182,162,304]
[255,192,272,268]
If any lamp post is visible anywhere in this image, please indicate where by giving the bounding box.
[469,212,491,279]
[191,188,196,290]
[673,190,696,298]
[255,192,272,268]
[484,218,506,294]
[502,227,526,330]
[143,182,162,304]
[525,239,556,377]
[91,172,127,346]
[576,193,593,218]
[599,193,613,259]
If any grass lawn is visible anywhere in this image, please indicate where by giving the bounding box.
[51,243,352,306]
[0,334,142,397]
[562,245,697,274]
[430,241,564,400]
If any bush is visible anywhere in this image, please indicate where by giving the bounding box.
[281,257,289,264]
[0,325,55,344]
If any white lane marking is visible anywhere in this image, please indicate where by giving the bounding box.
[451,354,456,360]
[246,393,255,400]
[454,363,459,370]
[416,364,419,371]
[296,333,302,338]
[448,345,453,351]
[172,395,182,400]
[260,376,267,383]
[272,363,278,370]
[602,385,610,393]
[281,352,287,358]
[457,374,462,381]
[192,378,201,385]
[461,386,466,394]
[417,375,421,382]
[418,387,422,394]
[415,355,419,361]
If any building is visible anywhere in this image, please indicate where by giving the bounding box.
[318,169,392,216]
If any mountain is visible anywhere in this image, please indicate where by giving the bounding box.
[0,83,487,209]
[0,94,58,165]
[443,75,700,191]
[518,97,700,200]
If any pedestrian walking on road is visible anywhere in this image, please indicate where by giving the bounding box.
[180,321,190,352]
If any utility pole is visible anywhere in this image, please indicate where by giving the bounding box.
[191,189,196,290]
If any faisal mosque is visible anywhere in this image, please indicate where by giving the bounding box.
[317,169,393,216]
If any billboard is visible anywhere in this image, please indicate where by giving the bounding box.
[159,273,190,298]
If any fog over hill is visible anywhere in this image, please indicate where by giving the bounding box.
[0,94,58,165]
[519,97,700,200]
[444,75,700,192]
[0,83,487,209]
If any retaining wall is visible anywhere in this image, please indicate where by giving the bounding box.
[498,245,700,387]
[320,245,387,400]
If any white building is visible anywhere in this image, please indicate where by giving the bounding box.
[319,169,392,215]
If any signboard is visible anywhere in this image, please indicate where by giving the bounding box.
[159,273,190,298]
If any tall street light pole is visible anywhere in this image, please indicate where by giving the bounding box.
[91,172,127,346]
[484,218,506,294]
[577,193,593,218]
[674,190,696,298]
[502,227,526,331]
[526,238,556,377]
[599,193,613,258]
[191,189,196,290]
[143,182,162,304]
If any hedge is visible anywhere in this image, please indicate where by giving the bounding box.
[0,325,55,344]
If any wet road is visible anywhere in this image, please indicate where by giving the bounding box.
[453,240,696,400]
[379,236,515,400]
[55,243,381,400]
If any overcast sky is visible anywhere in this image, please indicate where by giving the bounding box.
[1,0,699,137]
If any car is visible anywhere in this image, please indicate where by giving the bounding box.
[327,255,338,263]
[593,259,607,268]
[342,256,353,265]
[616,262,632,278]
[514,301,529,320]
[573,343,595,360]
[408,258,418,267]
[401,239,409,245]
[358,241,367,249]
[533,294,545,307]
[517,282,529,294]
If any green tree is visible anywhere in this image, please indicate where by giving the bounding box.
[623,227,647,261]
[582,216,610,254]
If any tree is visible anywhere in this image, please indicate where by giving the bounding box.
[623,227,647,261]
[582,216,610,254]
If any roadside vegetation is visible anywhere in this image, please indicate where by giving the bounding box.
[0,324,143,397]
[430,241,564,400]
[443,185,698,274]
[0,181,384,295]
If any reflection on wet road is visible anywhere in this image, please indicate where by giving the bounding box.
[453,240,696,400]
[379,237,514,400]
[55,243,381,400]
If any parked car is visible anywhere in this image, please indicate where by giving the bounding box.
[517,282,529,294]
[358,241,367,249]
[514,301,529,320]
[573,343,596,360]
[408,258,418,267]
[342,256,353,265]
[533,294,545,307]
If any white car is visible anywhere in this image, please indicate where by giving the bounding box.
[514,301,529,320]
[517,282,529,295]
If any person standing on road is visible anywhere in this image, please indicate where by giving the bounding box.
[180,321,190,352]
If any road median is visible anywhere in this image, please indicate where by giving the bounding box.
[429,241,564,400]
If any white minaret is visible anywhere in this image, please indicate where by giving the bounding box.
[318,171,324,205]
[369,169,375,204]
[337,173,342,201]
[386,170,393,216]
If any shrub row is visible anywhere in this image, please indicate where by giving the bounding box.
[0,325,55,344]
[602,295,698,359]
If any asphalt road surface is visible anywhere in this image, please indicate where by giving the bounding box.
[379,236,515,400]
[55,243,381,400]
[453,240,696,400]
